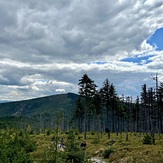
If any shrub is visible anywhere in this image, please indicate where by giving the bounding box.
[65,130,88,163]
[143,134,152,145]
[46,129,51,135]
[0,129,35,162]
[91,131,95,135]
[91,138,100,144]
[65,150,85,163]
[103,148,114,158]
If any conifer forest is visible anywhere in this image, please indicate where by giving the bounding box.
[76,74,163,141]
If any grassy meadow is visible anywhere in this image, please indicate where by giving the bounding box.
[30,131,163,162]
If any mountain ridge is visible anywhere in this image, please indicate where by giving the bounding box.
[0,93,78,117]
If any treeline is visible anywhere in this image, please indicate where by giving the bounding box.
[1,74,163,142]
[73,74,163,141]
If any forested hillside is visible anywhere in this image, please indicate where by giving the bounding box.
[0,93,78,117]
[0,93,78,131]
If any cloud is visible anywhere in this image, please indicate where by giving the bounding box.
[56,89,65,92]
[0,0,162,101]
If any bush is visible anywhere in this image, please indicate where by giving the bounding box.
[46,129,51,135]
[103,148,114,158]
[143,134,152,145]
[91,131,95,135]
[0,129,35,162]
[91,138,100,144]
[65,151,85,163]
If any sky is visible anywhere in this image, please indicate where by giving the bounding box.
[0,0,163,102]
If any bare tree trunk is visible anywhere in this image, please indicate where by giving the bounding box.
[84,98,87,140]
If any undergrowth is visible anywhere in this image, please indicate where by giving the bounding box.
[30,131,163,162]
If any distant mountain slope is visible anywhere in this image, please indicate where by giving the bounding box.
[0,93,78,117]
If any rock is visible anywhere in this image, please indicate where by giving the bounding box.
[90,157,106,163]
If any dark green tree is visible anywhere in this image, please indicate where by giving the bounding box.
[100,79,118,132]
[109,83,117,132]
[78,74,97,140]
[141,84,148,132]
[100,79,110,130]
[134,97,140,132]
[158,82,163,134]
[74,97,85,132]
[65,130,85,163]
[92,90,103,138]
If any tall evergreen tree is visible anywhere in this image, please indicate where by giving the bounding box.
[100,79,110,130]
[100,79,118,132]
[141,84,148,132]
[78,74,97,140]
[109,83,117,132]
[158,82,163,133]
[74,97,84,132]
[92,90,103,137]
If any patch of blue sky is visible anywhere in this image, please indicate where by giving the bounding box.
[121,55,154,65]
[39,79,47,82]
[121,28,162,65]
[147,28,163,51]
[94,61,107,64]
[88,61,107,65]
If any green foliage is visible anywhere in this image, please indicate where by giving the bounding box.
[66,130,79,150]
[65,130,86,163]
[106,139,116,146]
[46,129,51,135]
[26,131,163,162]
[0,129,36,162]
[44,129,87,163]
[65,151,85,163]
[143,134,152,145]
[91,131,95,135]
[44,144,66,163]
[91,138,100,144]
[26,124,34,135]
[44,113,65,162]
[0,93,78,117]
[103,148,114,158]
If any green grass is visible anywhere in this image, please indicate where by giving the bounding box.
[30,132,163,162]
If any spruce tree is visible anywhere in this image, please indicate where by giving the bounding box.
[78,74,97,140]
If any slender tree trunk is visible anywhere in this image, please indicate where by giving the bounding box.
[150,106,155,144]
[84,98,87,140]
[116,116,119,136]
[97,115,102,138]
[126,120,129,141]
[112,108,115,132]
[106,105,109,128]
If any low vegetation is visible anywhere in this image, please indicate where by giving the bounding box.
[30,131,163,162]
[1,129,162,162]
